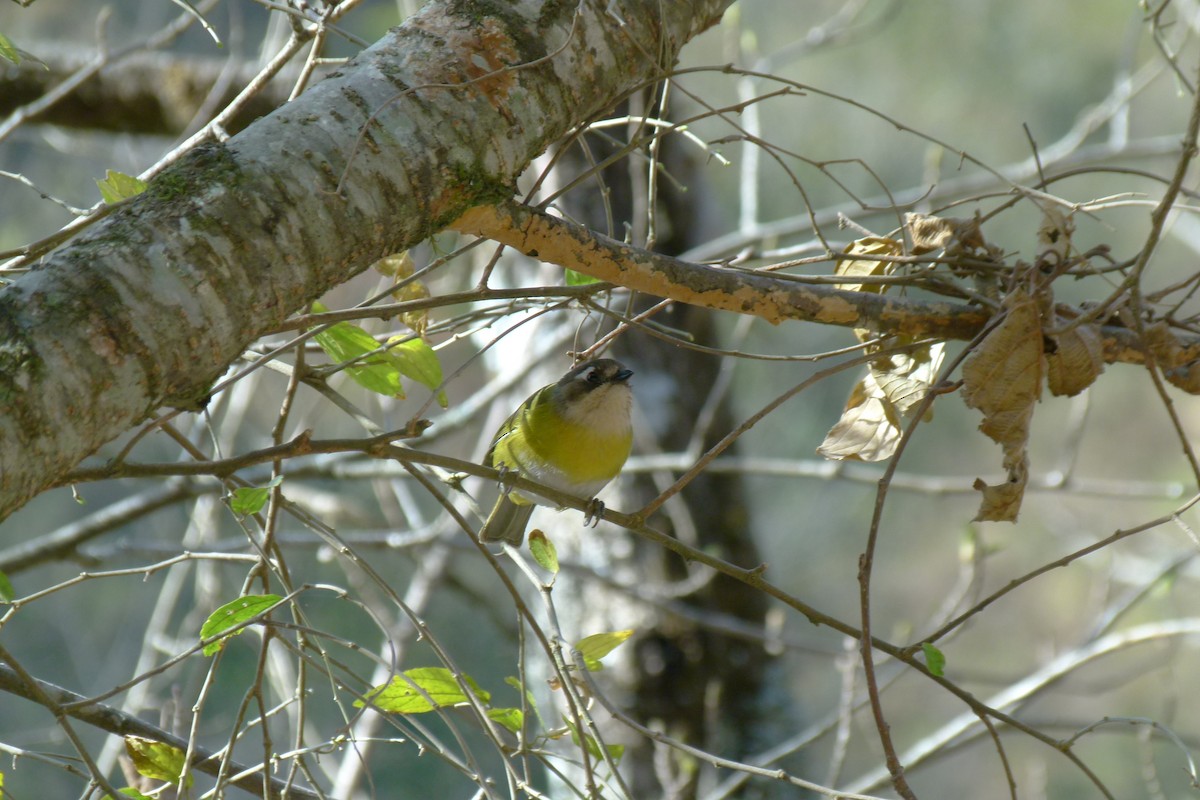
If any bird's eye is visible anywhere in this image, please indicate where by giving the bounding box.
[585,368,603,385]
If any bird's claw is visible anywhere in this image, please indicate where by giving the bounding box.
[583,498,605,528]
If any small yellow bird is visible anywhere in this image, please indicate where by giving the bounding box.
[479,358,634,545]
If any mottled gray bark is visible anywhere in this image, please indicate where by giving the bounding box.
[0,0,734,520]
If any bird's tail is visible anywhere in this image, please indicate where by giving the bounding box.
[479,495,535,545]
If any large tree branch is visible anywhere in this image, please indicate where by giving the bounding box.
[0,0,733,520]
[452,200,1200,367]
[0,48,299,135]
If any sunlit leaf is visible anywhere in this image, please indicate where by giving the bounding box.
[310,301,404,398]
[529,530,559,574]
[817,373,902,463]
[199,594,283,656]
[487,707,524,733]
[230,475,283,516]
[96,170,148,204]
[355,667,490,713]
[386,336,447,408]
[575,629,634,671]
[123,736,193,787]
[115,788,152,799]
[565,269,601,286]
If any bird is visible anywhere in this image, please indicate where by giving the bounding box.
[479,358,634,546]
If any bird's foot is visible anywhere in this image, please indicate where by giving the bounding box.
[583,498,605,528]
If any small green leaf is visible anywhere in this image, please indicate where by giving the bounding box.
[0,569,13,604]
[528,531,559,574]
[355,667,489,713]
[386,337,448,407]
[199,594,283,656]
[0,32,19,65]
[310,301,404,398]
[575,629,634,671]
[487,707,524,733]
[230,476,283,516]
[921,642,946,677]
[564,718,624,763]
[96,170,148,204]
[123,736,193,787]
[565,269,601,286]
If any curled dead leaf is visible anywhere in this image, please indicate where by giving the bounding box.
[1046,321,1104,396]
[905,212,985,255]
[961,289,1044,522]
[972,458,1028,523]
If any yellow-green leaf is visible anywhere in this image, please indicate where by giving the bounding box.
[115,788,152,799]
[921,642,946,677]
[0,32,19,65]
[355,667,489,713]
[386,336,447,408]
[230,476,282,516]
[0,569,13,604]
[528,530,559,574]
[123,736,193,787]
[199,594,283,656]
[487,707,524,733]
[565,269,601,286]
[97,170,148,204]
[575,629,634,671]
[310,301,404,398]
[564,718,624,763]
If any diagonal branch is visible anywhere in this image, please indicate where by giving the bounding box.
[452,199,1200,365]
[0,0,735,522]
[0,663,323,799]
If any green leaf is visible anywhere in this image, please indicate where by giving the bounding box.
[0,32,19,65]
[921,642,946,677]
[528,531,559,574]
[565,269,601,286]
[0,569,13,604]
[230,475,283,516]
[199,594,283,656]
[564,718,624,763]
[310,301,404,398]
[575,629,634,671]
[386,337,448,407]
[487,707,524,733]
[355,667,490,713]
[115,789,152,800]
[123,736,193,787]
[96,170,148,204]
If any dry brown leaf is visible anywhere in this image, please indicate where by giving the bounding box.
[973,458,1028,523]
[1165,361,1200,394]
[836,236,903,294]
[905,212,985,255]
[836,236,903,344]
[374,251,431,336]
[1046,321,1104,396]
[817,373,902,462]
[961,289,1044,522]
[1035,207,1074,269]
